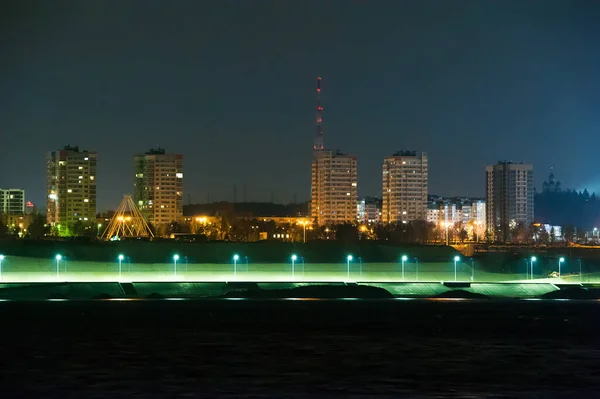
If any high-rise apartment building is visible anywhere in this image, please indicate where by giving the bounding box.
[382,151,428,223]
[311,150,358,225]
[0,189,25,215]
[309,77,358,226]
[134,148,183,231]
[46,146,97,234]
[486,162,534,241]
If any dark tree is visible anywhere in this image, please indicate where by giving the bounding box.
[458,228,468,243]
[27,214,49,239]
[335,223,359,243]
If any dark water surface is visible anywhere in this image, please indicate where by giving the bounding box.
[1,299,599,398]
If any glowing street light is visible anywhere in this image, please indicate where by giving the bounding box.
[291,254,298,278]
[298,220,309,243]
[173,254,180,276]
[346,255,353,279]
[558,257,565,278]
[118,254,124,278]
[55,254,62,280]
[530,256,537,280]
[453,255,460,282]
[0,254,4,281]
[401,255,408,281]
[233,254,240,277]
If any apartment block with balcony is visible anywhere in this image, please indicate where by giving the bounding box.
[0,189,25,215]
[134,148,183,231]
[486,162,533,241]
[311,150,358,225]
[46,146,97,235]
[382,151,428,224]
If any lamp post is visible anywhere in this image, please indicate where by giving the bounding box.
[346,255,353,280]
[558,257,565,278]
[118,254,124,278]
[233,254,239,277]
[0,255,4,281]
[578,258,582,283]
[415,257,419,281]
[445,222,450,246]
[298,221,308,243]
[530,256,537,280]
[173,254,179,277]
[291,254,297,279]
[453,255,460,282]
[471,258,475,281]
[55,254,62,280]
[401,255,408,281]
[358,257,363,277]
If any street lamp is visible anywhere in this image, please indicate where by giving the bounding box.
[445,222,452,246]
[415,257,419,281]
[233,254,239,277]
[173,254,180,276]
[55,254,62,280]
[558,257,565,278]
[346,255,353,280]
[118,254,124,278]
[298,220,308,243]
[453,255,460,282]
[401,255,408,281]
[291,254,297,278]
[530,256,537,280]
[0,255,4,281]
[578,259,582,283]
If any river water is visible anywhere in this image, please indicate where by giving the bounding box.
[1,299,599,397]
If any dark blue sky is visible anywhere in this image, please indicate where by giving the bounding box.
[2,0,600,211]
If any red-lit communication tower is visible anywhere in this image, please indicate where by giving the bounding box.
[314,77,324,150]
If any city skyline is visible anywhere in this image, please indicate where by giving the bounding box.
[3,2,600,210]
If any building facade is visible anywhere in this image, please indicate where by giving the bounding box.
[0,189,25,215]
[382,151,428,224]
[426,197,486,240]
[134,148,184,231]
[357,197,382,224]
[486,162,534,241]
[46,146,97,235]
[310,150,358,225]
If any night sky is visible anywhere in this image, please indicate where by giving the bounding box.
[2,1,600,211]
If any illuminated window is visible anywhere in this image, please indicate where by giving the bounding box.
[84,199,89,203]
[67,189,72,193]
[78,166,83,170]
[90,176,94,180]
[176,173,183,178]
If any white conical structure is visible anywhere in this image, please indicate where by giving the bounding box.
[101,195,154,240]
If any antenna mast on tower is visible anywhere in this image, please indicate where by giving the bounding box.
[314,76,324,150]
